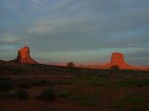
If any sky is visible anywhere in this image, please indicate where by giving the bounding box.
[0,0,149,66]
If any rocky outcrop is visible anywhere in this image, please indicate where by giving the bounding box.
[13,46,38,64]
[99,52,138,70]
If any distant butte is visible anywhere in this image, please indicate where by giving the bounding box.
[12,46,38,64]
[99,52,138,70]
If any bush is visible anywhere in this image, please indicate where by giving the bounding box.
[0,91,16,99]
[1,65,29,74]
[16,89,28,100]
[39,88,55,101]
[0,80,13,91]
[18,81,32,89]
[67,62,75,67]
[122,93,147,103]
[58,90,71,98]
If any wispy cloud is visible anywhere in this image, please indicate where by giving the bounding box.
[0,34,20,43]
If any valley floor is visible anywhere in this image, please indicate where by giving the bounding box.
[0,63,149,111]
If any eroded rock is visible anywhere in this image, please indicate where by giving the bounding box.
[13,46,38,64]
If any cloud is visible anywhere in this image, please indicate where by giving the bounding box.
[28,18,89,35]
[0,34,20,43]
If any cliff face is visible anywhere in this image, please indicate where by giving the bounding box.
[99,52,138,70]
[111,52,124,64]
[13,46,38,64]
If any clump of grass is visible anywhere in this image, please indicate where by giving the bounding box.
[60,79,73,85]
[31,80,61,87]
[122,93,148,103]
[38,88,55,101]
[70,76,108,86]
[0,91,15,99]
[57,90,71,98]
[0,77,12,81]
[110,100,126,109]
[16,89,28,100]
[132,79,149,87]
[89,77,108,86]
[18,81,32,89]
[1,65,29,74]
[0,80,13,91]
[70,94,101,106]
[111,92,148,109]
[114,79,149,87]
[130,104,149,111]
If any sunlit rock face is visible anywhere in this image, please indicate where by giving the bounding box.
[99,52,136,70]
[111,52,124,64]
[13,46,38,64]
[80,52,145,70]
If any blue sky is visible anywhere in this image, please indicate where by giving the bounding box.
[0,0,149,66]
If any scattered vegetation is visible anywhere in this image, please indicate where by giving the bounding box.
[18,81,32,89]
[31,80,61,86]
[70,94,101,106]
[16,89,28,100]
[38,88,55,101]
[0,62,149,111]
[122,93,149,103]
[0,64,29,74]
[114,78,149,87]
[0,79,13,91]
[57,90,71,98]
[0,91,15,99]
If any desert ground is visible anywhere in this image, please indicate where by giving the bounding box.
[0,61,149,111]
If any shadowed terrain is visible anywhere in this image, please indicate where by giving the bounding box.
[0,61,149,111]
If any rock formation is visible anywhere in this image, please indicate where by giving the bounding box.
[99,52,137,70]
[13,46,38,64]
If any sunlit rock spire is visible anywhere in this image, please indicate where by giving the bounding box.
[13,46,38,64]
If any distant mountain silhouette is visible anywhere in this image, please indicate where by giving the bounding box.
[12,46,38,64]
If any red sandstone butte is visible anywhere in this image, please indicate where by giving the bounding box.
[99,52,138,70]
[13,46,38,64]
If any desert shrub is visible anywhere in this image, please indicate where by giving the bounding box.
[132,79,149,87]
[70,76,108,86]
[18,81,32,89]
[0,92,10,99]
[70,94,101,106]
[110,100,126,109]
[11,67,29,74]
[0,80,13,91]
[0,91,16,99]
[122,93,148,103]
[0,77,12,81]
[58,90,71,98]
[39,88,55,101]
[2,65,30,74]
[115,79,149,87]
[67,62,75,67]
[16,89,28,100]
[60,79,73,85]
[32,80,60,86]
[32,80,51,86]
